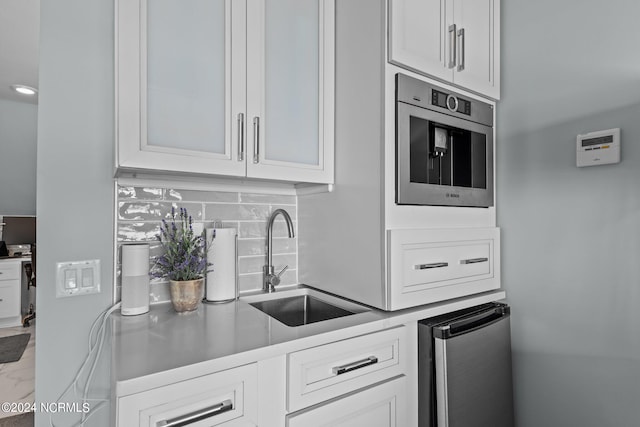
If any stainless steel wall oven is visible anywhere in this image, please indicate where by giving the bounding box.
[395,74,494,207]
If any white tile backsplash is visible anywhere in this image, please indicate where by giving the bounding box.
[116,184,298,303]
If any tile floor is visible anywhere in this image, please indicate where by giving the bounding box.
[0,324,35,420]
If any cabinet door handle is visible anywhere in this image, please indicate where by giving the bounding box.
[414,262,449,270]
[237,113,245,161]
[460,257,488,265]
[156,399,233,427]
[332,356,378,375]
[448,24,457,69]
[457,28,465,71]
[253,116,260,164]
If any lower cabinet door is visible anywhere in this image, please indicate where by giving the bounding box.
[117,364,258,427]
[0,283,20,319]
[286,376,406,427]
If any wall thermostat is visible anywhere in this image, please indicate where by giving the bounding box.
[576,128,620,167]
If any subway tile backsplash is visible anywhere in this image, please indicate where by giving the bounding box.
[116,184,298,304]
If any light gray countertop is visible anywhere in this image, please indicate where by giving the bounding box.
[0,256,30,264]
[111,286,506,396]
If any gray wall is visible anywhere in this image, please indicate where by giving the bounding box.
[0,99,37,215]
[35,0,114,425]
[498,1,640,426]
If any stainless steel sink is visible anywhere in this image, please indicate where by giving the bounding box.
[250,295,356,327]
[244,287,368,327]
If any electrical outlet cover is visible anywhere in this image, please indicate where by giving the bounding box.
[56,259,101,298]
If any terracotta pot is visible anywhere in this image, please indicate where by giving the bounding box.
[169,278,204,312]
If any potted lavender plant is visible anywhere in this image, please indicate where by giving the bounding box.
[152,207,208,312]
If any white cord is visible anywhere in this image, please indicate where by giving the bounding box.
[50,302,121,427]
[80,302,116,425]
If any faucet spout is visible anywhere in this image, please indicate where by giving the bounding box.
[264,209,295,292]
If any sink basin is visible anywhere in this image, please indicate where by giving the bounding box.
[243,287,369,327]
[250,295,355,327]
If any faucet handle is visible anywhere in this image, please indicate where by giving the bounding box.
[276,265,289,278]
[267,265,289,290]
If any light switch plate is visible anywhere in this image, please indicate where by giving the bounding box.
[56,259,101,298]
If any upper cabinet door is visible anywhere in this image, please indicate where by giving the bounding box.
[453,0,500,99]
[246,0,335,184]
[388,0,500,100]
[388,0,453,82]
[116,0,247,176]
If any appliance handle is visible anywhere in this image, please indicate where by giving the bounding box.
[156,399,233,426]
[448,24,457,69]
[436,305,508,338]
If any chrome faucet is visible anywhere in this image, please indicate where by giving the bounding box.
[263,208,295,292]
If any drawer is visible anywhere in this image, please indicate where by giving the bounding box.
[287,326,406,412]
[387,228,501,309]
[0,283,20,319]
[286,376,407,427]
[0,263,21,281]
[117,363,258,427]
[403,240,491,287]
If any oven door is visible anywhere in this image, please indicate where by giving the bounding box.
[396,102,494,207]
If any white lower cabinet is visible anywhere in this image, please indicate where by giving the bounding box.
[0,261,22,328]
[286,376,407,427]
[116,326,410,426]
[285,326,409,426]
[287,326,407,411]
[117,363,258,426]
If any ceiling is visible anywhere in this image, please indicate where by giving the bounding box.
[0,0,39,105]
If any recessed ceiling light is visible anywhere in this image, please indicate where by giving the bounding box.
[10,84,38,96]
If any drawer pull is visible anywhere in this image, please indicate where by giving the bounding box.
[414,262,448,270]
[460,257,489,265]
[332,356,378,376]
[156,399,233,427]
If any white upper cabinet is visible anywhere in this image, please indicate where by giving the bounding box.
[246,0,334,183]
[116,0,334,184]
[389,0,500,99]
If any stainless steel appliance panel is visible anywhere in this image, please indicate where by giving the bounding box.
[418,303,514,427]
[396,74,494,207]
[396,103,493,207]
